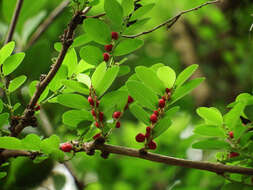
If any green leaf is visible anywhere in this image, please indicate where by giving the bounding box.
[74,60,95,74]
[22,134,41,151]
[77,73,91,88]
[152,106,179,138]
[0,41,15,65]
[222,183,252,190]
[50,149,65,162]
[118,65,130,77]
[0,137,23,150]
[49,65,68,92]
[83,18,111,45]
[62,80,89,95]
[130,3,155,21]
[121,0,134,16]
[129,103,150,125]
[0,113,9,128]
[95,65,119,97]
[0,99,3,113]
[8,75,27,93]
[2,53,25,76]
[193,124,226,137]
[196,107,223,126]
[156,66,176,89]
[170,78,205,104]
[135,66,164,95]
[29,80,49,103]
[62,110,93,128]
[72,34,91,47]
[91,62,106,90]
[40,135,60,154]
[80,45,103,66]
[0,172,7,179]
[192,140,230,150]
[63,48,78,77]
[124,18,150,34]
[114,39,144,56]
[175,64,198,88]
[126,80,158,110]
[53,174,66,190]
[104,0,123,26]
[57,93,89,109]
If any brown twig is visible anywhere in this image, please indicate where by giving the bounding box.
[122,0,220,38]
[86,13,106,19]
[10,7,91,137]
[4,0,24,44]
[26,0,70,48]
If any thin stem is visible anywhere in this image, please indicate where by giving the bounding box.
[122,0,220,38]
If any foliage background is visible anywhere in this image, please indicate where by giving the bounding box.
[0,0,252,189]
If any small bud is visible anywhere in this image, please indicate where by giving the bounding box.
[158,99,166,108]
[95,122,100,128]
[153,110,159,116]
[167,91,171,99]
[162,96,166,101]
[93,133,101,140]
[148,140,157,150]
[96,100,100,107]
[111,31,119,40]
[35,104,41,111]
[99,112,104,122]
[60,143,73,152]
[113,111,121,119]
[91,109,96,117]
[135,133,146,142]
[228,131,234,139]
[128,96,134,104]
[103,53,110,62]
[165,88,171,93]
[88,96,94,106]
[116,121,121,128]
[145,126,151,138]
[150,114,158,123]
[104,44,113,52]
[229,152,239,158]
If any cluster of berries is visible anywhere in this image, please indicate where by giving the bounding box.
[135,88,172,150]
[103,32,119,62]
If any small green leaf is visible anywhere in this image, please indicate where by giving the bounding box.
[62,110,93,128]
[118,65,130,77]
[72,34,91,47]
[63,48,78,77]
[0,172,7,179]
[74,60,95,74]
[0,99,3,113]
[192,140,230,150]
[114,39,144,56]
[171,78,205,104]
[104,0,123,26]
[0,41,15,65]
[80,45,103,65]
[121,0,134,16]
[22,134,41,151]
[129,103,150,125]
[8,75,27,93]
[95,65,119,97]
[62,80,89,95]
[135,66,164,95]
[51,149,65,162]
[130,3,155,21]
[196,107,223,126]
[157,66,176,89]
[0,136,23,150]
[40,135,60,154]
[29,81,49,103]
[49,65,68,92]
[175,64,198,88]
[127,80,158,110]
[0,113,9,128]
[2,53,25,76]
[91,62,106,90]
[193,124,226,137]
[57,93,89,109]
[77,73,91,88]
[83,18,111,45]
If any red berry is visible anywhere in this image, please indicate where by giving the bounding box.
[158,99,166,108]
[111,31,119,40]
[153,110,159,116]
[113,111,121,119]
[96,100,100,107]
[135,133,145,142]
[116,121,121,128]
[148,140,157,150]
[104,44,113,52]
[95,122,100,128]
[150,114,158,123]
[103,53,110,62]
[229,131,234,139]
[145,126,151,138]
[229,152,239,158]
[162,96,166,101]
[165,88,171,93]
[60,143,73,152]
[128,96,134,104]
[91,109,96,117]
[35,104,40,111]
[93,133,101,140]
[88,96,94,106]
[99,112,104,122]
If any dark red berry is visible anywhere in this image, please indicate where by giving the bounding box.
[229,152,239,158]
[103,53,110,62]
[111,31,119,40]
[113,111,121,119]
[88,96,94,106]
[145,126,151,138]
[60,143,73,152]
[165,88,171,93]
[91,109,96,117]
[93,133,101,140]
[148,140,157,150]
[104,44,113,52]
[153,110,159,116]
[95,122,100,128]
[162,96,166,101]
[128,96,134,104]
[116,121,121,128]
[99,112,104,122]
[96,100,100,107]
[35,104,40,111]
[229,131,234,139]
[158,99,166,108]
[150,114,158,123]
[135,133,145,142]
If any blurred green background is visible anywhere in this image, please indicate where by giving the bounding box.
[0,0,253,189]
